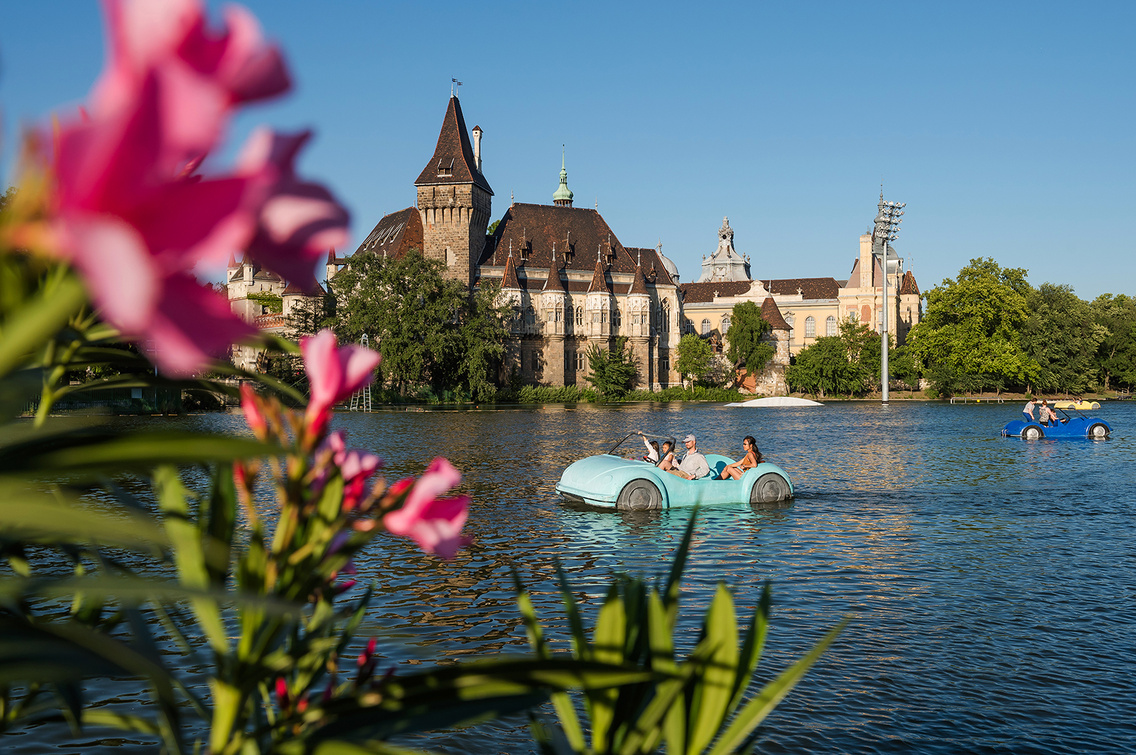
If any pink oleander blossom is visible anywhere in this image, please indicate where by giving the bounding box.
[382,458,471,560]
[38,0,348,376]
[94,0,289,162]
[314,430,382,511]
[239,130,349,287]
[301,331,380,438]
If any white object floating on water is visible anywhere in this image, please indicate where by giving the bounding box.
[725,397,824,407]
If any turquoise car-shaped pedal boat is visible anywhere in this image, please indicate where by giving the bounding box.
[556,453,794,511]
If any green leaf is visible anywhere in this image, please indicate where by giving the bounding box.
[0,489,169,551]
[589,587,627,751]
[729,582,771,712]
[0,273,86,377]
[687,584,738,755]
[155,465,229,653]
[707,618,850,755]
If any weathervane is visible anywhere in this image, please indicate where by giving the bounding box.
[451,78,463,96]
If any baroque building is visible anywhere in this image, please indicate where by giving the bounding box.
[679,209,922,362]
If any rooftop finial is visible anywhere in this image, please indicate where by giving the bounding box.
[451,78,463,97]
[553,145,574,207]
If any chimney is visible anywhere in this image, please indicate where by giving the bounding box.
[472,125,483,173]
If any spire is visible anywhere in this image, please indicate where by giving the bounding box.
[629,261,649,296]
[501,252,521,290]
[543,261,566,292]
[588,256,611,294]
[415,96,493,194]
[553,146,574,206]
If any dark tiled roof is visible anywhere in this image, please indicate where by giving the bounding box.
[501,254,521,289]
[282,277,326,296]
[679,281,753,303]
[588,257,612,294]
[900,270,920,295]
[414,97,493,194]
[628,265,649,295]
[761,298,790,330]
[482,203,627,274]
[763,278,841,299]
[625,247,676,287]
[354,207,423,259]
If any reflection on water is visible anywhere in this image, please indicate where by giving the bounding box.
[16,402,1136,754]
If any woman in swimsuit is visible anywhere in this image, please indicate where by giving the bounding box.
[719,436,762,480]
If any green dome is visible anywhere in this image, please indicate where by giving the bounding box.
[553,150,573,205]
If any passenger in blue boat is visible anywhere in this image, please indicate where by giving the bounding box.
[1022,397,1037,423]
[657,439,676,471]
[668,434,709,480]
[719,436,762,480]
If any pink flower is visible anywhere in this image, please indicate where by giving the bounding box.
[312,429,381,510]
[382,458,471,560]
[240,383,267,437]
[301,331,380,438]
[36,0,348,376]
[239,130,349,287]
[94,0,289,162]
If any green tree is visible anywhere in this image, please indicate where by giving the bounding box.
[585,337,637,397]
[329,249,508,398]
[1092,294,1136,391]
[675,334,712,387]
[786,335,867,397]
[725,301,773,378]
[906,257,1038,396]
[1021,283,1105,395]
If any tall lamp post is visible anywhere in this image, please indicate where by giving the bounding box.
[872,195,904,403]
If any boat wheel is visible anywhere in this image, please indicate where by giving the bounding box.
[1022,426,1043,440]
[616,480,662,511]
[751,473,792,503]
[1088,423,1109,439]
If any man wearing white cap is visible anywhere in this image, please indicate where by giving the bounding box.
[669,434,710,480]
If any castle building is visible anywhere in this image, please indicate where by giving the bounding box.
[350,96,683,390]
[225,254,325,371]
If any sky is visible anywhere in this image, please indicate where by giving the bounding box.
[1,1,1133,300]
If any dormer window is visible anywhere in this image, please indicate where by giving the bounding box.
[436,157,454,177]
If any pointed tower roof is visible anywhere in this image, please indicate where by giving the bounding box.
[501,252,521,289]
[900,269,920,295]
[760,297,790,331]
[415,96,493,194]
[588,256,611,293]
[543,262,566,292]
[553,148,574,207]
[628,261,649,295]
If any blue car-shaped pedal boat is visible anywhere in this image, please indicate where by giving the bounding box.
[556,448,794,511]
[1001,408,1111,440]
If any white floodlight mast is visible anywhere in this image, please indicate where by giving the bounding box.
[873,199,904,403]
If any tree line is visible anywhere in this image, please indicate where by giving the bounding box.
[787,257,1135,398]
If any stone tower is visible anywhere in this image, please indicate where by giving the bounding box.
[415,96,494,289]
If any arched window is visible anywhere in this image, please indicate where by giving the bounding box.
[701,319,711,336]
[661,302,670,331]
[721,314,731,333]
[575,306,583,327]
[805,316,816,338]
[614,308,622,328]
[826,315,837,336]
[785,315,795,341]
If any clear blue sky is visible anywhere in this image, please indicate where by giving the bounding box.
[2,1,1133,300]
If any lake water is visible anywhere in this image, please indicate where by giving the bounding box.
[14,401,1136,753]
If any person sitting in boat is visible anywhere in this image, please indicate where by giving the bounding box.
[657,439,676,471]
[636,431,660,463]
[668,434,709,480]
[1044,401,1061,425]
[719,436,762,480]
[1022,397,1037,423]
